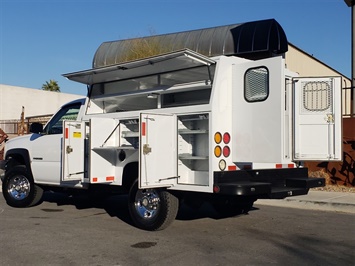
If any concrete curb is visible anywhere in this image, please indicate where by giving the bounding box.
[256,191,355,214]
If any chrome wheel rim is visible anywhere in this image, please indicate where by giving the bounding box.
[7,175,31,201]
[134,189,160,220]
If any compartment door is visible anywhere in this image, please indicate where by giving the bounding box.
[293,77,342,161]
[90,117,120,183]
[139,113,177,189]
[62,121,86,181]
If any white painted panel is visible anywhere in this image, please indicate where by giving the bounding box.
[90,117,119,183]
[293,77,342,161]
[232,56,285,164]
[62,121,86,181]
[139,113,177,188]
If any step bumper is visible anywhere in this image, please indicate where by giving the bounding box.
[213,168,325,199]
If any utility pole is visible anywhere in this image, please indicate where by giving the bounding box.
[344,0,355,115]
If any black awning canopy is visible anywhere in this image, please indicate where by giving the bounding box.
[93,19,288,68]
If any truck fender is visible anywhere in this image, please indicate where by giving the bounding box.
[4,148,32,175]
[122,162,138,191]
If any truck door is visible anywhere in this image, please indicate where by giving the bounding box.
[62,121,86,181]
[139,113,177,189]
[293,77,342,161]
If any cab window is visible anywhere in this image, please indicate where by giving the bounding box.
[44,103,81,134]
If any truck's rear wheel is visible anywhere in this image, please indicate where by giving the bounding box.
[2,166,43,208]
[128,180,178,231]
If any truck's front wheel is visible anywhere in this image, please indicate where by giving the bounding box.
[128,180,178,231]
[2,166,43,208]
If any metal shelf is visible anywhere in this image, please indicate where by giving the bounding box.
[179,154,208,160]
[178,129,208,135]
[121,131,139,138]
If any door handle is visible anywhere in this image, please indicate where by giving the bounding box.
[326,114,334,123]
[143,144,152,155]
[66,145,73,154]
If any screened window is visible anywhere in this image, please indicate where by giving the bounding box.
[302,81,332,112]
[244,67,269,102]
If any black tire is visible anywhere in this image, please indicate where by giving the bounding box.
[2,165,43,208]
[128,180,179,231]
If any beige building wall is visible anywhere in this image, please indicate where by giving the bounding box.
[285,43,352,116]
[286,43,351,86]
[0,84,83,120]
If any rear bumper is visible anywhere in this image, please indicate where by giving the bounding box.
[213,168,325,199]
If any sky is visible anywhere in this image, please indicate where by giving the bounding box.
[0,0,352,95]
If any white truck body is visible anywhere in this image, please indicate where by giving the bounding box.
[58,51,341,192]
[1,48,342,230]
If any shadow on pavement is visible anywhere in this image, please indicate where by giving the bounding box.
[42,191,258,228]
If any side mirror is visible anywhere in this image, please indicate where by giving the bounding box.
[29,122,43,134]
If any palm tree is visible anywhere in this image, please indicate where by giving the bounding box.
[42,80,60,92]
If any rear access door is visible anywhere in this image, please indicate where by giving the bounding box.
[293,77,342,161]
[139,113,177,189]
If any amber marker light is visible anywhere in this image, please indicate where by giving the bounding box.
[214,132,222,144]
[214,146,222,157]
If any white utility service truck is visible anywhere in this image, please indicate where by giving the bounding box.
[0,20,342,230]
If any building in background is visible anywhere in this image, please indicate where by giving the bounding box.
[0,84,83,120]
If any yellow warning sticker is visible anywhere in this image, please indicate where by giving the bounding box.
[73,132,81,138]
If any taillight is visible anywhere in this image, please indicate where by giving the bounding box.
[223,132,230,144]
[215,131,231,171]
[223,146,230,157]
[218,159,226,171]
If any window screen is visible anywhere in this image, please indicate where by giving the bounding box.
[244,67,269,102]
[302,81,332,112]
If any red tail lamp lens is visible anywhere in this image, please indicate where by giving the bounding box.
[223,133,230,144]
[223,146,230,157]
